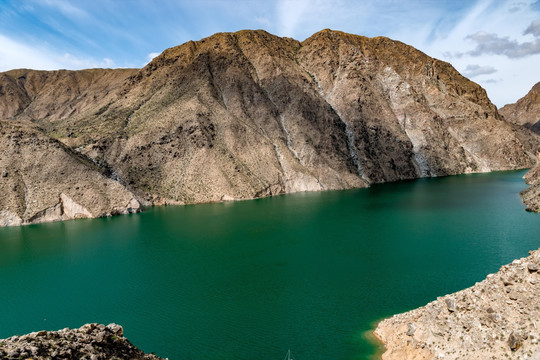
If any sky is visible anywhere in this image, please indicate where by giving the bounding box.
[0,0,539,107]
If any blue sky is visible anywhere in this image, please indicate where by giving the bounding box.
[0,0,539,107]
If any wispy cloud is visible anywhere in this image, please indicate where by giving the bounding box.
[0,33,62,70]
[40,0,88,18]
[524,19,540,36]
[144,52,161,66]
[462,64,497,78]
[465,29,540,58]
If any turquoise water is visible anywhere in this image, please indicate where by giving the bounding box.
[0,170,539,359]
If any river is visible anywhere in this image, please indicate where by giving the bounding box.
[1,170,539,359]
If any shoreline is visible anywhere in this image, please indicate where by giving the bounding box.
[373,248,540,359]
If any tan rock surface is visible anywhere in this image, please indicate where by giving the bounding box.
[522,149,540,212]
[500,82,540,134]
[374,249,540,360]
[1,29,537,225]
[0,323,165,359]
[0,119,140,226]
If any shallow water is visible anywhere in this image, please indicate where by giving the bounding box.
[0,170,539,359]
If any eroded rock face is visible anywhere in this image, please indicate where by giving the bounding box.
[0,29,537,226]
[0,323,165,359]
[500,82,540,134]
[374,249,540,360]
[0,120,140,226]
[521,149,540,212]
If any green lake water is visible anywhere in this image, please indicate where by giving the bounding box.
[1,170,540,359]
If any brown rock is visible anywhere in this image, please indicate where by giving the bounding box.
[508,331,528,351]
[0,29,537,226]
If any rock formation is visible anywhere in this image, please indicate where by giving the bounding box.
[500,82,540,134]
[0,29,537,226]
[521,149,540,212]
[0,323,165,359]
[374,248,540,360]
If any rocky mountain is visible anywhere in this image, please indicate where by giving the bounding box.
[374,248,540,360]
[500,82,540,134]
[0,323,165,359]
[0,29,537,226]
[521,150,540,212]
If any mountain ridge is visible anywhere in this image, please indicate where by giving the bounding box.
[1,29,538,226]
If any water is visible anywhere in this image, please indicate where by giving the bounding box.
[0,170,539,360]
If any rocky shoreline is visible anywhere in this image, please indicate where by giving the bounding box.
[374,248,540,360]
[0,323,165,360]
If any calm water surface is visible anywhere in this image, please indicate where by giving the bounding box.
[1,170,539,359]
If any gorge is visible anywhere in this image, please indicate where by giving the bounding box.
[1,29,539,226]
[1,29,540,360]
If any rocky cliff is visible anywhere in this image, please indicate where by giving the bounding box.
[521,149,540,212]
[0,29,537,226]
[0,323,164,359]
[374,248,540,360]
[500,82,540,134]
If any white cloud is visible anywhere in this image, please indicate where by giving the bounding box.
[0,33,116,71]
[144,52,161,66]
[462,64,497,78]
[61,53,116,69]
[524,19,540,36]
[0,33,63,71]
[410,0,540,107]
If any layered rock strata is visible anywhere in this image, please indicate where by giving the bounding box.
[1,29,537,226]
[374,248,540,360]
[0,323,165,359]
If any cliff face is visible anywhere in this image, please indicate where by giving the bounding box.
[521,150,540,212]
[374,248,540,360]
[500,82,540,134]
[0,29,537,225]
[0,120,140,226]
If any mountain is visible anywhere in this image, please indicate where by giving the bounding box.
[0,29,537,226]
[500,82,540,134]
[499,81,540,212]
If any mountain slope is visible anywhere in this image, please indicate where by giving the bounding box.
[0,29,537,225]
[500,82,540,134]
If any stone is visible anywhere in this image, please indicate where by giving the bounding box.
[508,331,528,351]
[527,263,539,272]
[0,324,164,359]
[106,323,123,337]
[445,298,456,312]
[375,248,540,360]
[406,322,416,336]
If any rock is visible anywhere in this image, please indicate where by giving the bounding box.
[1,171,7,177]
[500,81,540,135]
[0,323,165,359]
[406,322,416,336]
[1,29,536,227]
[508,331,528,351]
[106,323,123,337]
[375,248,540,360]
[527,263,539,272]
[445,298,456,312]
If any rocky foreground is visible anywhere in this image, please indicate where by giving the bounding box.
[374,248,540,360]
[0,323,165,360]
